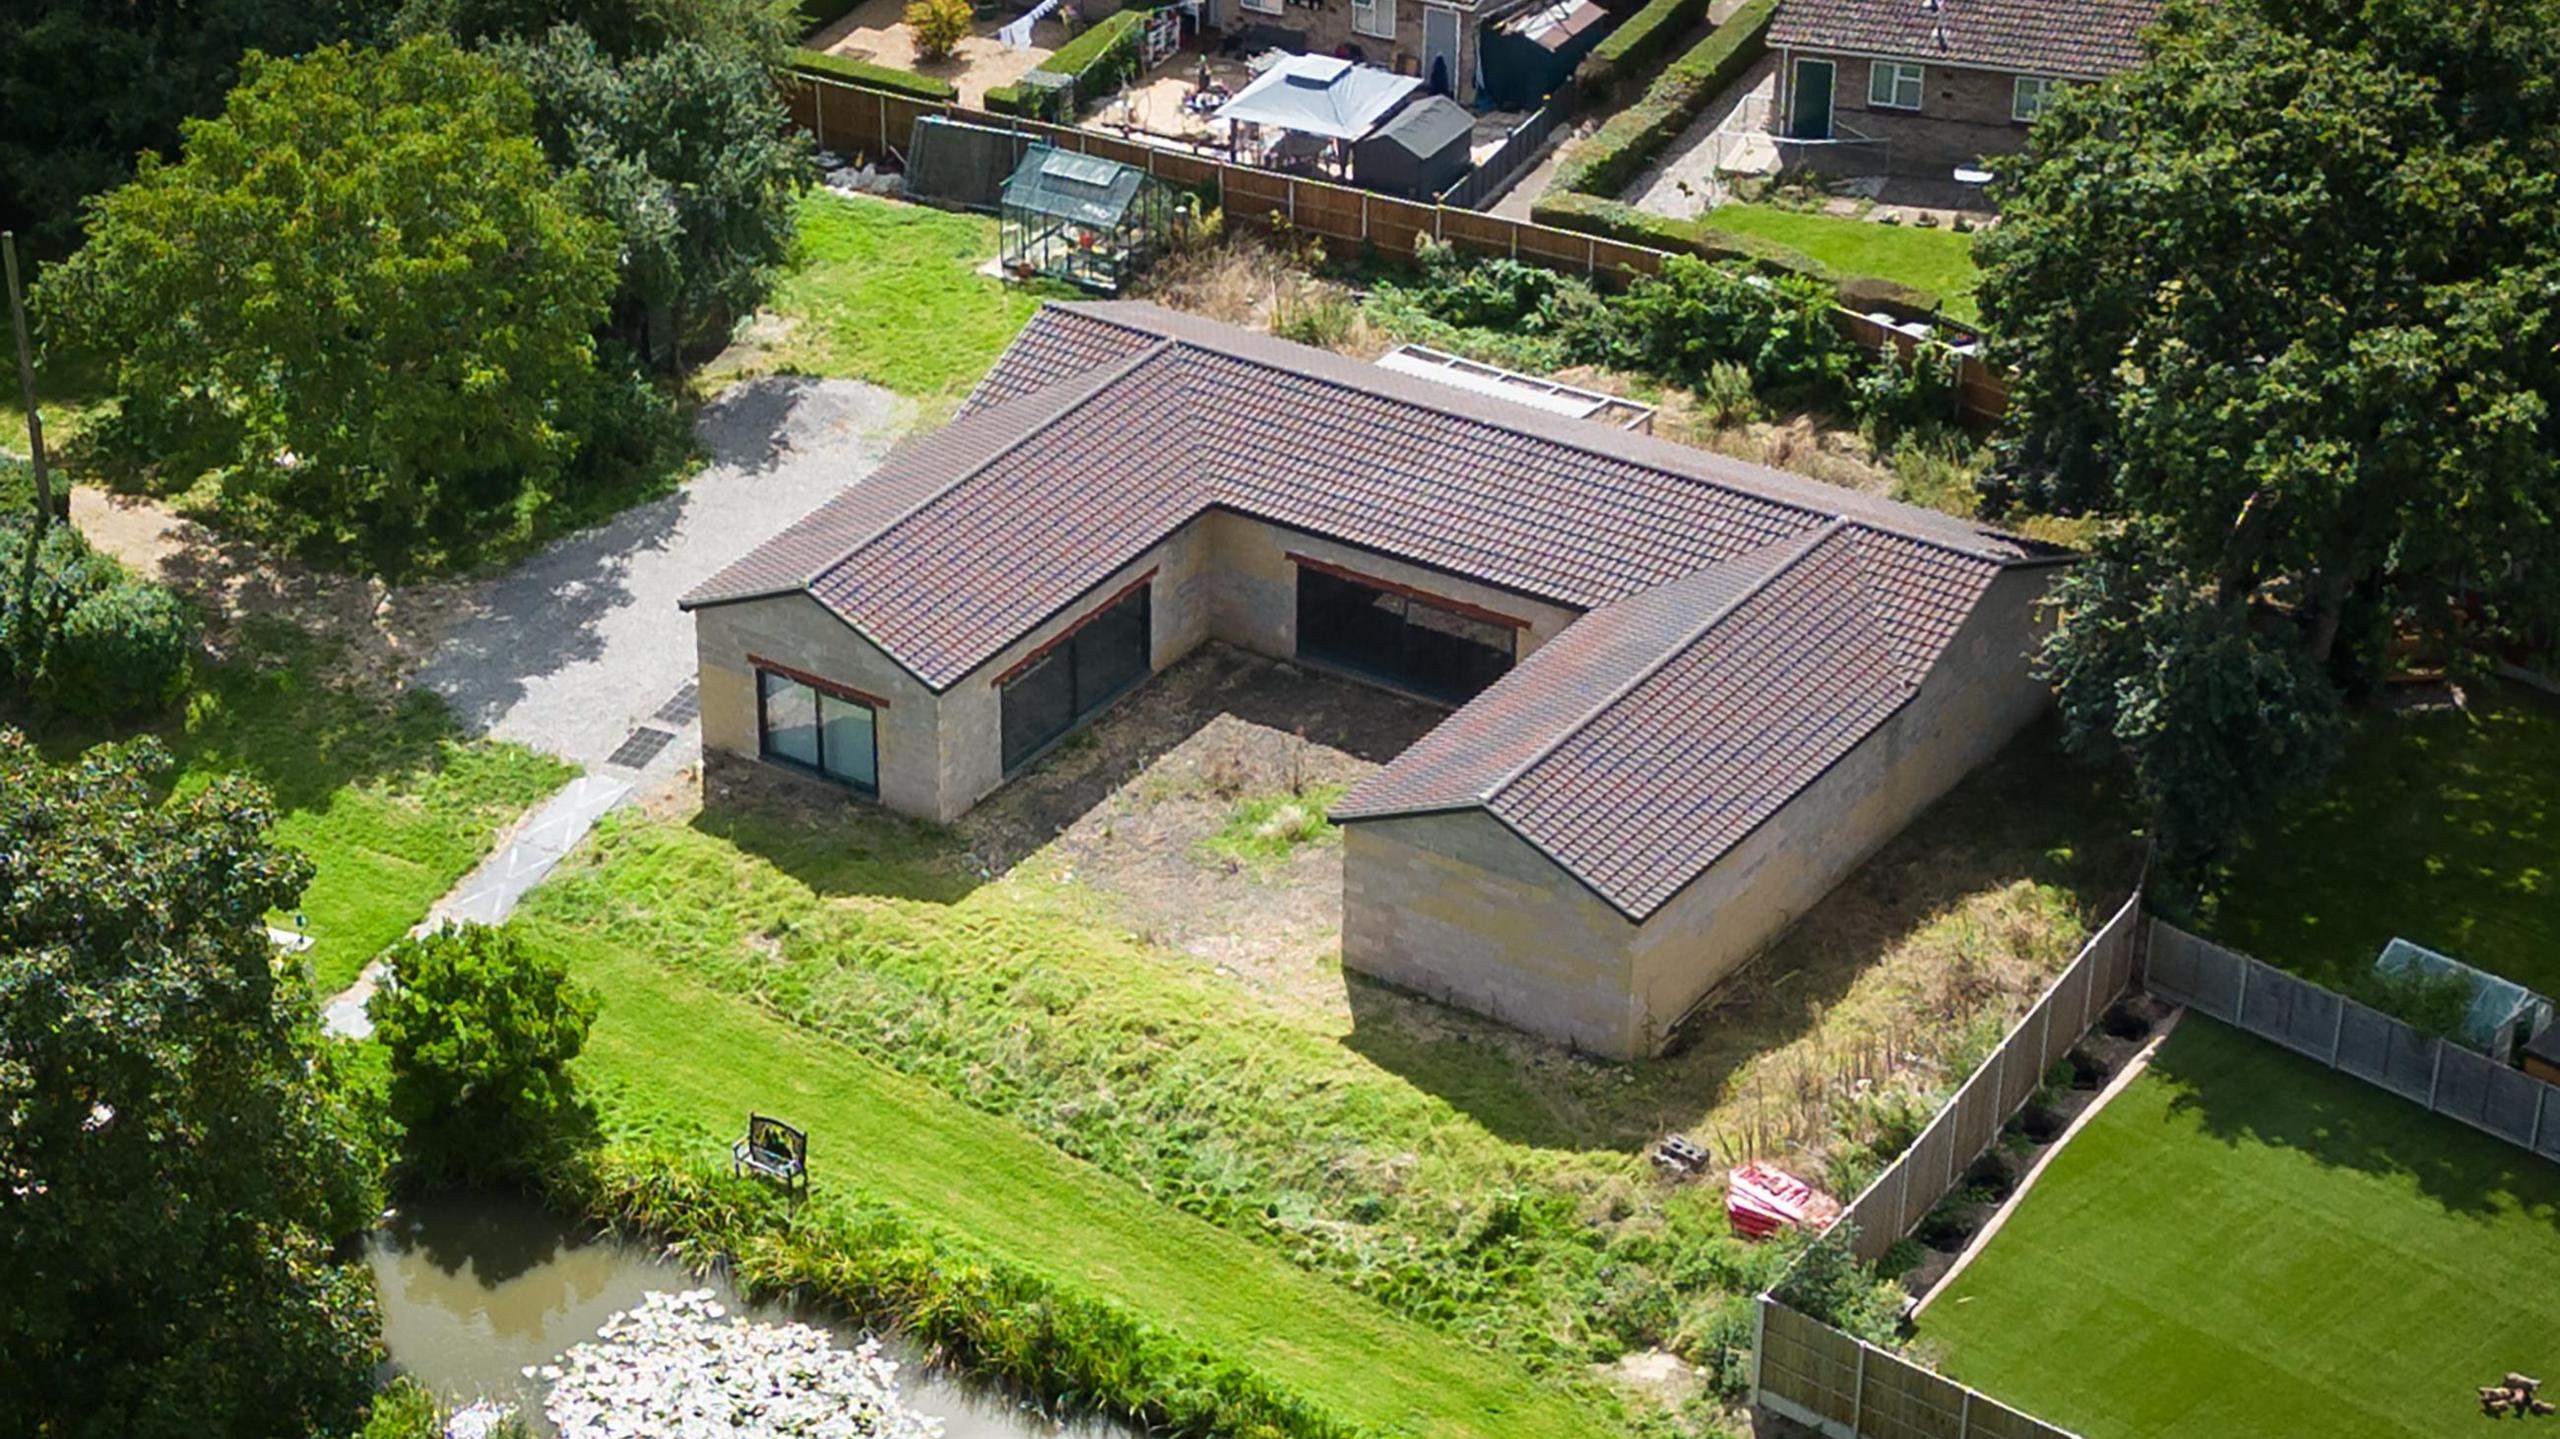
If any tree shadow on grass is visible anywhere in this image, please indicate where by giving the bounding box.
[1341,719,2148,1155]
[2156,1016,2560,1223]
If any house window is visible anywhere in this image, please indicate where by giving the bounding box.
[1240,0,1282,14]
[999,581,1153,772]
[1294,562,1517,705]
[758,668,878,792]
[1868,60,1924,111]
[2012,75,2056,122]
[1352,0,1395,40]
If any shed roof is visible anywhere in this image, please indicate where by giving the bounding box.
[687,301,2059,918]
[1364,95,1474,159]
[1768,0,2163,77]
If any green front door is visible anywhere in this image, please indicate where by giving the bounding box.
[1790,58,1835,140]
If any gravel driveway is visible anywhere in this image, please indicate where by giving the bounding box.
[416,376,913,773]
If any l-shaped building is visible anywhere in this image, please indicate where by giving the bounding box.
[683,302,2064,1058]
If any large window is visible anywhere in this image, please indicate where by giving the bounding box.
[1000,582,1153,772]
[1868,60,1924,111]
[758,667,878,792]
[1352,0,1395,40]
[2011,75,2056,122]
[1295,562,1516,705]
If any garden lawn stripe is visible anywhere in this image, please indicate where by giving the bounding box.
[1701,204,1981,320]
[1917,1017,2560,1439]
[555,928,1617,1439]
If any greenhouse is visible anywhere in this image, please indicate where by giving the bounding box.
[998,145,1176,293]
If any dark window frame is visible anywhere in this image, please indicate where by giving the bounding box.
[754,665,881,795]
[998,579,1155,774]
[1291,558,1522,706]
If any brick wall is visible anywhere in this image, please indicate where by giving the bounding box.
[1214,0,1476,103]
[1776,51,2047,176]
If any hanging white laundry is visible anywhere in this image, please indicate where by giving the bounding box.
[998,0,1062,49]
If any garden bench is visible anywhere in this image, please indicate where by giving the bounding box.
[732,1113,808,1193]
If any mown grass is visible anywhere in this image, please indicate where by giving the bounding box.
[2205,681,2560,995]
[509,717,2139,1429]
[756,191,1065,401]
[1918,1016,2560,1439]
[23,618,573,991]
[543,913,1619,1439]
[1702,204,1982,322]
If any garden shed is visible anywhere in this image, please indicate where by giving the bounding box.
[1352,95,1473,199]
[998,145,1176,293]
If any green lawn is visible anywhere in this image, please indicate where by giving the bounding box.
[1918,1017,2560,1439]
[535,873,1618,1439]
[758,191,1064,400]
[1703,204,1982,322]
[32,618,573,992]
[2207,682,2560,996]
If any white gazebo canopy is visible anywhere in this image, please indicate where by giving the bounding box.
[1213,54,1421,140]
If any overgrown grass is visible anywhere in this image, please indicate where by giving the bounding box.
[2205,681,2560,995]
[1701,205,1981,322]
[540,917,1616,1439]
[1918,1016,2560,1438]
[22,617,573,991]
[1200,782,1346,865]
[756,191,1065,401]
[509,717,2138,1430]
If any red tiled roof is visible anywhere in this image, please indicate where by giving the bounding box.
[686,301,2055,915]
[1768,0,2163,76]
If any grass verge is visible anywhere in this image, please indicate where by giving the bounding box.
[750,191,1066,402]
[1199,782,1345,866]
[544,919,1616,1439]
[2205,681,2560,995]
[1918,1016,2560,1439]
[25,617,573,992]
[1701,205,1980,322]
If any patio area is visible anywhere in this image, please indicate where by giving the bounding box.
[809,0,1060,108]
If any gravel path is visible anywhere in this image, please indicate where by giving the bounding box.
[415,376,914,775]
[1618,52,1780,220]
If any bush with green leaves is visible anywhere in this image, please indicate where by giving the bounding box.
[2357,962,2477,1043]
[0,519,191,720]
[1606,254,1851,392]
[1849,340,1959,445]
[1771,1225,1901,1346]
[369,921,601,1178]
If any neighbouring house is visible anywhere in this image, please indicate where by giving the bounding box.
[682,301,2066,1059]
[1202,0,1483,105]
[1764,0,2163,177]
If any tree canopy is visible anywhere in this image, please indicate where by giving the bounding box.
[1978,0,2560,869]
[41,36,620,573]
[0,733,380,1438]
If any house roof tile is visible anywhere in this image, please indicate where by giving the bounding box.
[1768,0,2163,77]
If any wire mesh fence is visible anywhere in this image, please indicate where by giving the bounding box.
[2143,922,2560,1157]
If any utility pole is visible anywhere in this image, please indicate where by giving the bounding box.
[3,229,54,535]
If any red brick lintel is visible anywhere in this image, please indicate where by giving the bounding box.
[992,569,1160,687]
[1285,553,1533,630]
[749,655,894,710]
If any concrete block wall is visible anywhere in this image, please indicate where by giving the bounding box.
[1342,811,1646,1056]
[693,593,945,816]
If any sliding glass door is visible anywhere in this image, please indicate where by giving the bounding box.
[1000,583,1153,772]
[1295,565,1516,705]
[758,668,878,792]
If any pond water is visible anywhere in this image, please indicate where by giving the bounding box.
[368,1189,1132,1439]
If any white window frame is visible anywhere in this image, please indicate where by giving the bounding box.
[1868,59,1924,111]
[1352,0,1396,41]
[2012,74,2056,122]
[1240,0,1283,15]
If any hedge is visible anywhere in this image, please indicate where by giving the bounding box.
[1547,0,1778,199]
[563,1146,1383,1439]
[1578,0,1717,100]
[790,47,960,103]
[986,8,1149,119]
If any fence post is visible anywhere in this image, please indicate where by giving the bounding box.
[2234,957,2251,1030]
[1892,1157,1912,1239]
[1360,193,1370,244]
[814,81,824,151]
[1959,1390,1972,1439]
[2035,1002,2053,1076]
[1288,178,1297,225]
[1586,235,1597,275]
[2427,1039,2446,1110]
[2534,1084,2550,1153]
[1849,1342,1866,1433]
[1749,1297,1766,1398]
[2329,999,2347,1068]
[878,92,888,154]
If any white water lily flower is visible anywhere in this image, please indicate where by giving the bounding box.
[541,1290,943,1439]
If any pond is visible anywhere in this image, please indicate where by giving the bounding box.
[368,1189,1134,1439]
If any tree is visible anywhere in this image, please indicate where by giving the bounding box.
[40,37,619,573]
[405,0,809,369]
[0,0,374,261]
[905,0,974,63]
[0,732,381,1439]
[369,922,599,1180]
[1977,0,2560,868]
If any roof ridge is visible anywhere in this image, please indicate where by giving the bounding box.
[809,339,1176,598]
[1058,300,2034,562]
[1478,522,1846,814]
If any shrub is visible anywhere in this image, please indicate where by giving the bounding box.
[1546,0,1778,199]
[1578,0,1719,99]
[0,519,191,720]
[1691,358,1759,427]
[1528,192,1828,281]
[789,48,960,101]
[1042,8,1149,96]
[1772,1225,1901,1345]
[2358,961,2478,1042]
[369,922,600,1179]
[1849,340,1960,444]
[0,457,67,525]
[904,0,972,62]
[1607,253,1851,391]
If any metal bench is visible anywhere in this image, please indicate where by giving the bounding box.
[731,1113,808,1193]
